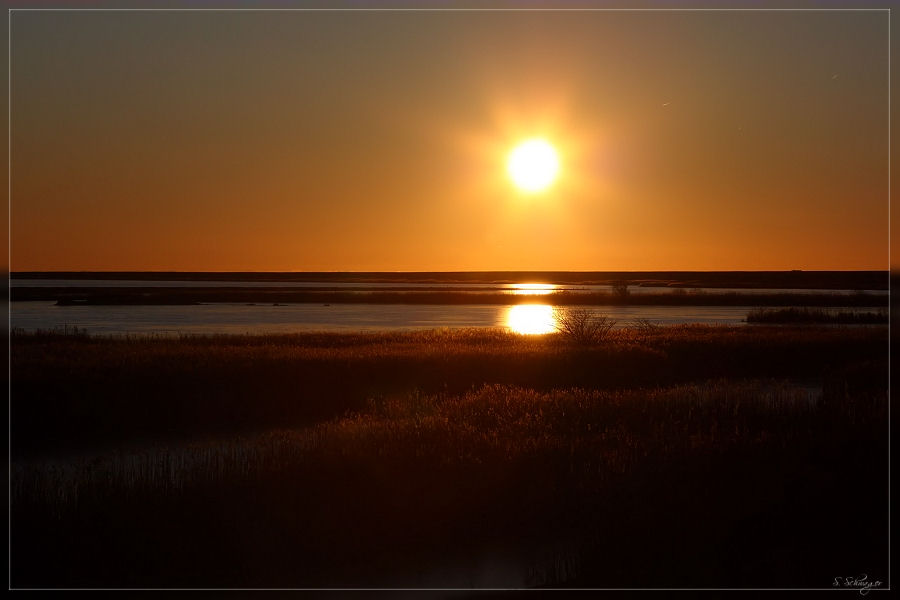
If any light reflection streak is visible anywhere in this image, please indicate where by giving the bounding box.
[509,283,557,296]
[506,304,558,335]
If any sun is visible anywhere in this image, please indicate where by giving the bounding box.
[507,139,560,193]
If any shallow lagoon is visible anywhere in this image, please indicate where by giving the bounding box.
[11,301,773,336]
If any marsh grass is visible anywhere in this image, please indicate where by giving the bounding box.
[17,378,816,498]
[10,325,887,456]
[11,375,886,587]
[9,326,888,587]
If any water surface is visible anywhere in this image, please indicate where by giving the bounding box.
[10,301,769,336]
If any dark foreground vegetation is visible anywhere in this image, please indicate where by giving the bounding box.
[11,326,888,588]
[11,326,887,456]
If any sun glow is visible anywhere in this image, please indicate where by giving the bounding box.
[507,139,560,192]
[506,304,558,335]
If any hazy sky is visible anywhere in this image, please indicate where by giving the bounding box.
[9,9,890,271]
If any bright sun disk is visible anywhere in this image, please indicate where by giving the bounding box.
[507,139,560,192]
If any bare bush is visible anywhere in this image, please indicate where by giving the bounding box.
[553,307,616,345]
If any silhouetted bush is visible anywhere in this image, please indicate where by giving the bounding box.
[553,308,616,345]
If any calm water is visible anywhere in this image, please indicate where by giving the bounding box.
[10,301,770,336]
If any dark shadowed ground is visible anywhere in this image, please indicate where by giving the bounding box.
[10,325,889,589]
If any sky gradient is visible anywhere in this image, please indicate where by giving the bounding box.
[9,9,891,271]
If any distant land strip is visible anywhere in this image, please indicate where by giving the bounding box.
[9,270,890,290]
[11,288,889,307]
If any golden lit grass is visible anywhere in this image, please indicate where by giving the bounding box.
[11,325,887,457]
[8,378,864,513]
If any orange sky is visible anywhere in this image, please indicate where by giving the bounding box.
[8,9,891,271]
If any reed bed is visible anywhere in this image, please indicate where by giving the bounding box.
[10,326,888,587]
[13,379,823,515]
[11,325,887,457]
[13,375,886,587]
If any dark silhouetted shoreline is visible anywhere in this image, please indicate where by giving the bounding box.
[11,287,889,307]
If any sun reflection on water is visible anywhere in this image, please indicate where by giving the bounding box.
[509,283,557,296]
[506,304,558,335]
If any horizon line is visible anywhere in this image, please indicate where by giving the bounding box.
[7,269,891,274]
